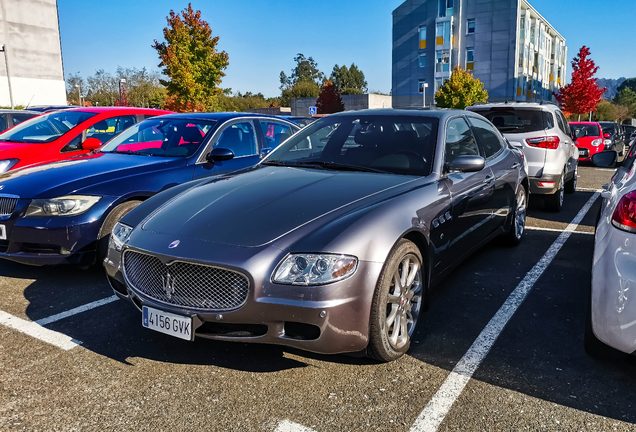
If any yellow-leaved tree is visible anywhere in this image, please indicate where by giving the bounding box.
[435,66,488,109]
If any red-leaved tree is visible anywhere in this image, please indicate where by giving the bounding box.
[316,81,344,114]
[553,46,605,119]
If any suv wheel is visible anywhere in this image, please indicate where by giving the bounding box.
[565,166,577,194]
[545,173,564,212]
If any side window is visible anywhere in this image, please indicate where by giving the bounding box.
[543,112,554,130]
[60,135,82,153]
[214,121,257,157]
[558,111,571,135]
[86,115,137,143]
[0,115,7,133]
[445,117,479,164]
[554,111,567,134]
[468,117,504,159]
[259,121,294,149]
[11,114,34,126]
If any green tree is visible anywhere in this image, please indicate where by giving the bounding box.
[279,54,324,105]
[85,69,119,106]
[617,78,636,95]
[281,80,321,107]
[594,100,617,121]
[330,64,368,95]
[65,73,86,105]
[152,3,229,112]
[614,88,636,117]
[435,66,488,109]
[316,81,344,114]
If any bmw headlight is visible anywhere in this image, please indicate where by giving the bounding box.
[110,222,133,252]
[25,195,101,217]
[272,253,358,286]
[0,159,19,173]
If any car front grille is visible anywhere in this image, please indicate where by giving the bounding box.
[0,197,18,216]
[123,250,249,311]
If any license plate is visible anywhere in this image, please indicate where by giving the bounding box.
[0,225,6,240]
[579,150,587,156]
[142,306,193,341]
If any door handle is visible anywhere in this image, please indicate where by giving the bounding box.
[484,175,495,183]
[511,162,520,169]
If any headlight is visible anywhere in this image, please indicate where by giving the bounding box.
[0,159,19,173]
[591,139,602,147]
[272,253,358,286]
[110,222,132,252]
[25,195,101,217]
[604,139,612,147]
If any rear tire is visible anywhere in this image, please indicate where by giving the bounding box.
[545,173,564,212]
[565,166,577,194]
[367,239,424,362]
[96,200,142,265]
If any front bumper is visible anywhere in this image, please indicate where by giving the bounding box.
[528,173,562,195]
[105,238,384,355]
[592,218,636,355]
[0,197,113,266]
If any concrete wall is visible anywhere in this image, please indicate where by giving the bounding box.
[291,94,393,117]
[0,0,66,106]
[244,107,291,116]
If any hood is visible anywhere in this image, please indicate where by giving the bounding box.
[142,166,416,247]
[0,141,48,159]
[0,152,183,198]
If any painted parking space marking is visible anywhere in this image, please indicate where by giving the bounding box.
[275,420,317,432]
[408,192,600,432]
[0,295,118,351]
[0,310,81,350]
[525,226,594,235]
[36,295,118,326]
[577,187,604,192]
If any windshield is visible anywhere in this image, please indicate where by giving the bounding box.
[571,124,601,138]
[0,111,97,143]
[263,115,439,176]
[471,108,551,134]
[100,118,216,158]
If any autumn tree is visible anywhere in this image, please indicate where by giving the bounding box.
[330,64,368,95]
[152,3,229,112]
[435,66,488,109]
[316,81,344,114]
[553,46,605,120]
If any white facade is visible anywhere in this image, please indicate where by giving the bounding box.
[0,0,66,107]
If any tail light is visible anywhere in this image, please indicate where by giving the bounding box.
[526,136,560,149]
[612,191,636,233]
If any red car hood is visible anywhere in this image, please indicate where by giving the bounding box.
[0,141,48,158]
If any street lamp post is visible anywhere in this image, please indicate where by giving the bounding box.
[119,78,126,106]
[75,84,81,106]
[0,45,14,110]
[422,82,429,108]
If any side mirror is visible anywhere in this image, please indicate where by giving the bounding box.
[591,151,618,168]
[82,137,102,151]
[604,133,611,138]
[260,147,273,159]
[446,155,486,173]
[206,147,235,163]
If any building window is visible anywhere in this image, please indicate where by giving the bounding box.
[518,44,524,67]
[530,25,535,45]
[520,16,525,39]
[438,0,453,17]
[436,21,451,45]
[418,53,426,68]
[436,49,450,72]
[418,80,427,93]
[419,26,427,49]
[467,19,475,35]
[435,77,445,93]
[466,47,474,71]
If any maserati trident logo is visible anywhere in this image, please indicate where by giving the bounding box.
[161,273,176,299]
[169,240,180,249]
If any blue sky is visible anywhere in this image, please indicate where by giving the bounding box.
[58,0,635,98]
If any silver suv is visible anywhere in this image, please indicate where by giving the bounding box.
[467,102,578,211]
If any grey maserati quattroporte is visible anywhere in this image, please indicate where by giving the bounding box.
[104,109,528,362]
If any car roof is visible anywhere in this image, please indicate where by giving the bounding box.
[60,107,172,114]
[324,108,470,119]
[0,109,39,114]
[156,112,298,121]
[467,102,558,111]
[569,122,600,125]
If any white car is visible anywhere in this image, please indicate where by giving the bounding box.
[587,148,636,358]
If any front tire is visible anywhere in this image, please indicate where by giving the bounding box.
[504,186,527,246]
[368,239,424,362]
[96,200,142,265]
[545,173,564,212]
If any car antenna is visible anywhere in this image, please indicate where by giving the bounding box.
[25,95,35,110]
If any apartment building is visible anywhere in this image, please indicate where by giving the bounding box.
[392,0,567,108]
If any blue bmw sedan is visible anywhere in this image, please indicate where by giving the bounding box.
[0,113,299,266]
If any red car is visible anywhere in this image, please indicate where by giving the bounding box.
[0,107,173,172]
[570,122,605,162]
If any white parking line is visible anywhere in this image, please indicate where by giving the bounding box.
[36,295,118,326]
[526,226,594,235]
[275,420,317,432]
[577,187,604,192]
[0,311,81,350]
[409,192,600,432]
[0,295,119,351]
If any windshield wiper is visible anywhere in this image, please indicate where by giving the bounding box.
[0,139,25,143]
[261,160,296,166]
[291,161,390,174]
[107,150,156,156]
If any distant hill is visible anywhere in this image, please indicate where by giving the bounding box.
[597,77,626,100]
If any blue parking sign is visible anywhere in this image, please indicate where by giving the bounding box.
[309,106,317,116]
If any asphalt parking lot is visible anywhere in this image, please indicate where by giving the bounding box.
[1,164,635,432]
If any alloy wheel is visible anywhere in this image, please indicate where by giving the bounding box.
[385,254,422,350]
[514,189,527,239]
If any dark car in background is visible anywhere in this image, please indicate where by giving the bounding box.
[106,109,527,362]
[0,110,39,133]
[599,121,626,156]
[0,113,299,266]
[281,116,316,128]
[26,105,80,113]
